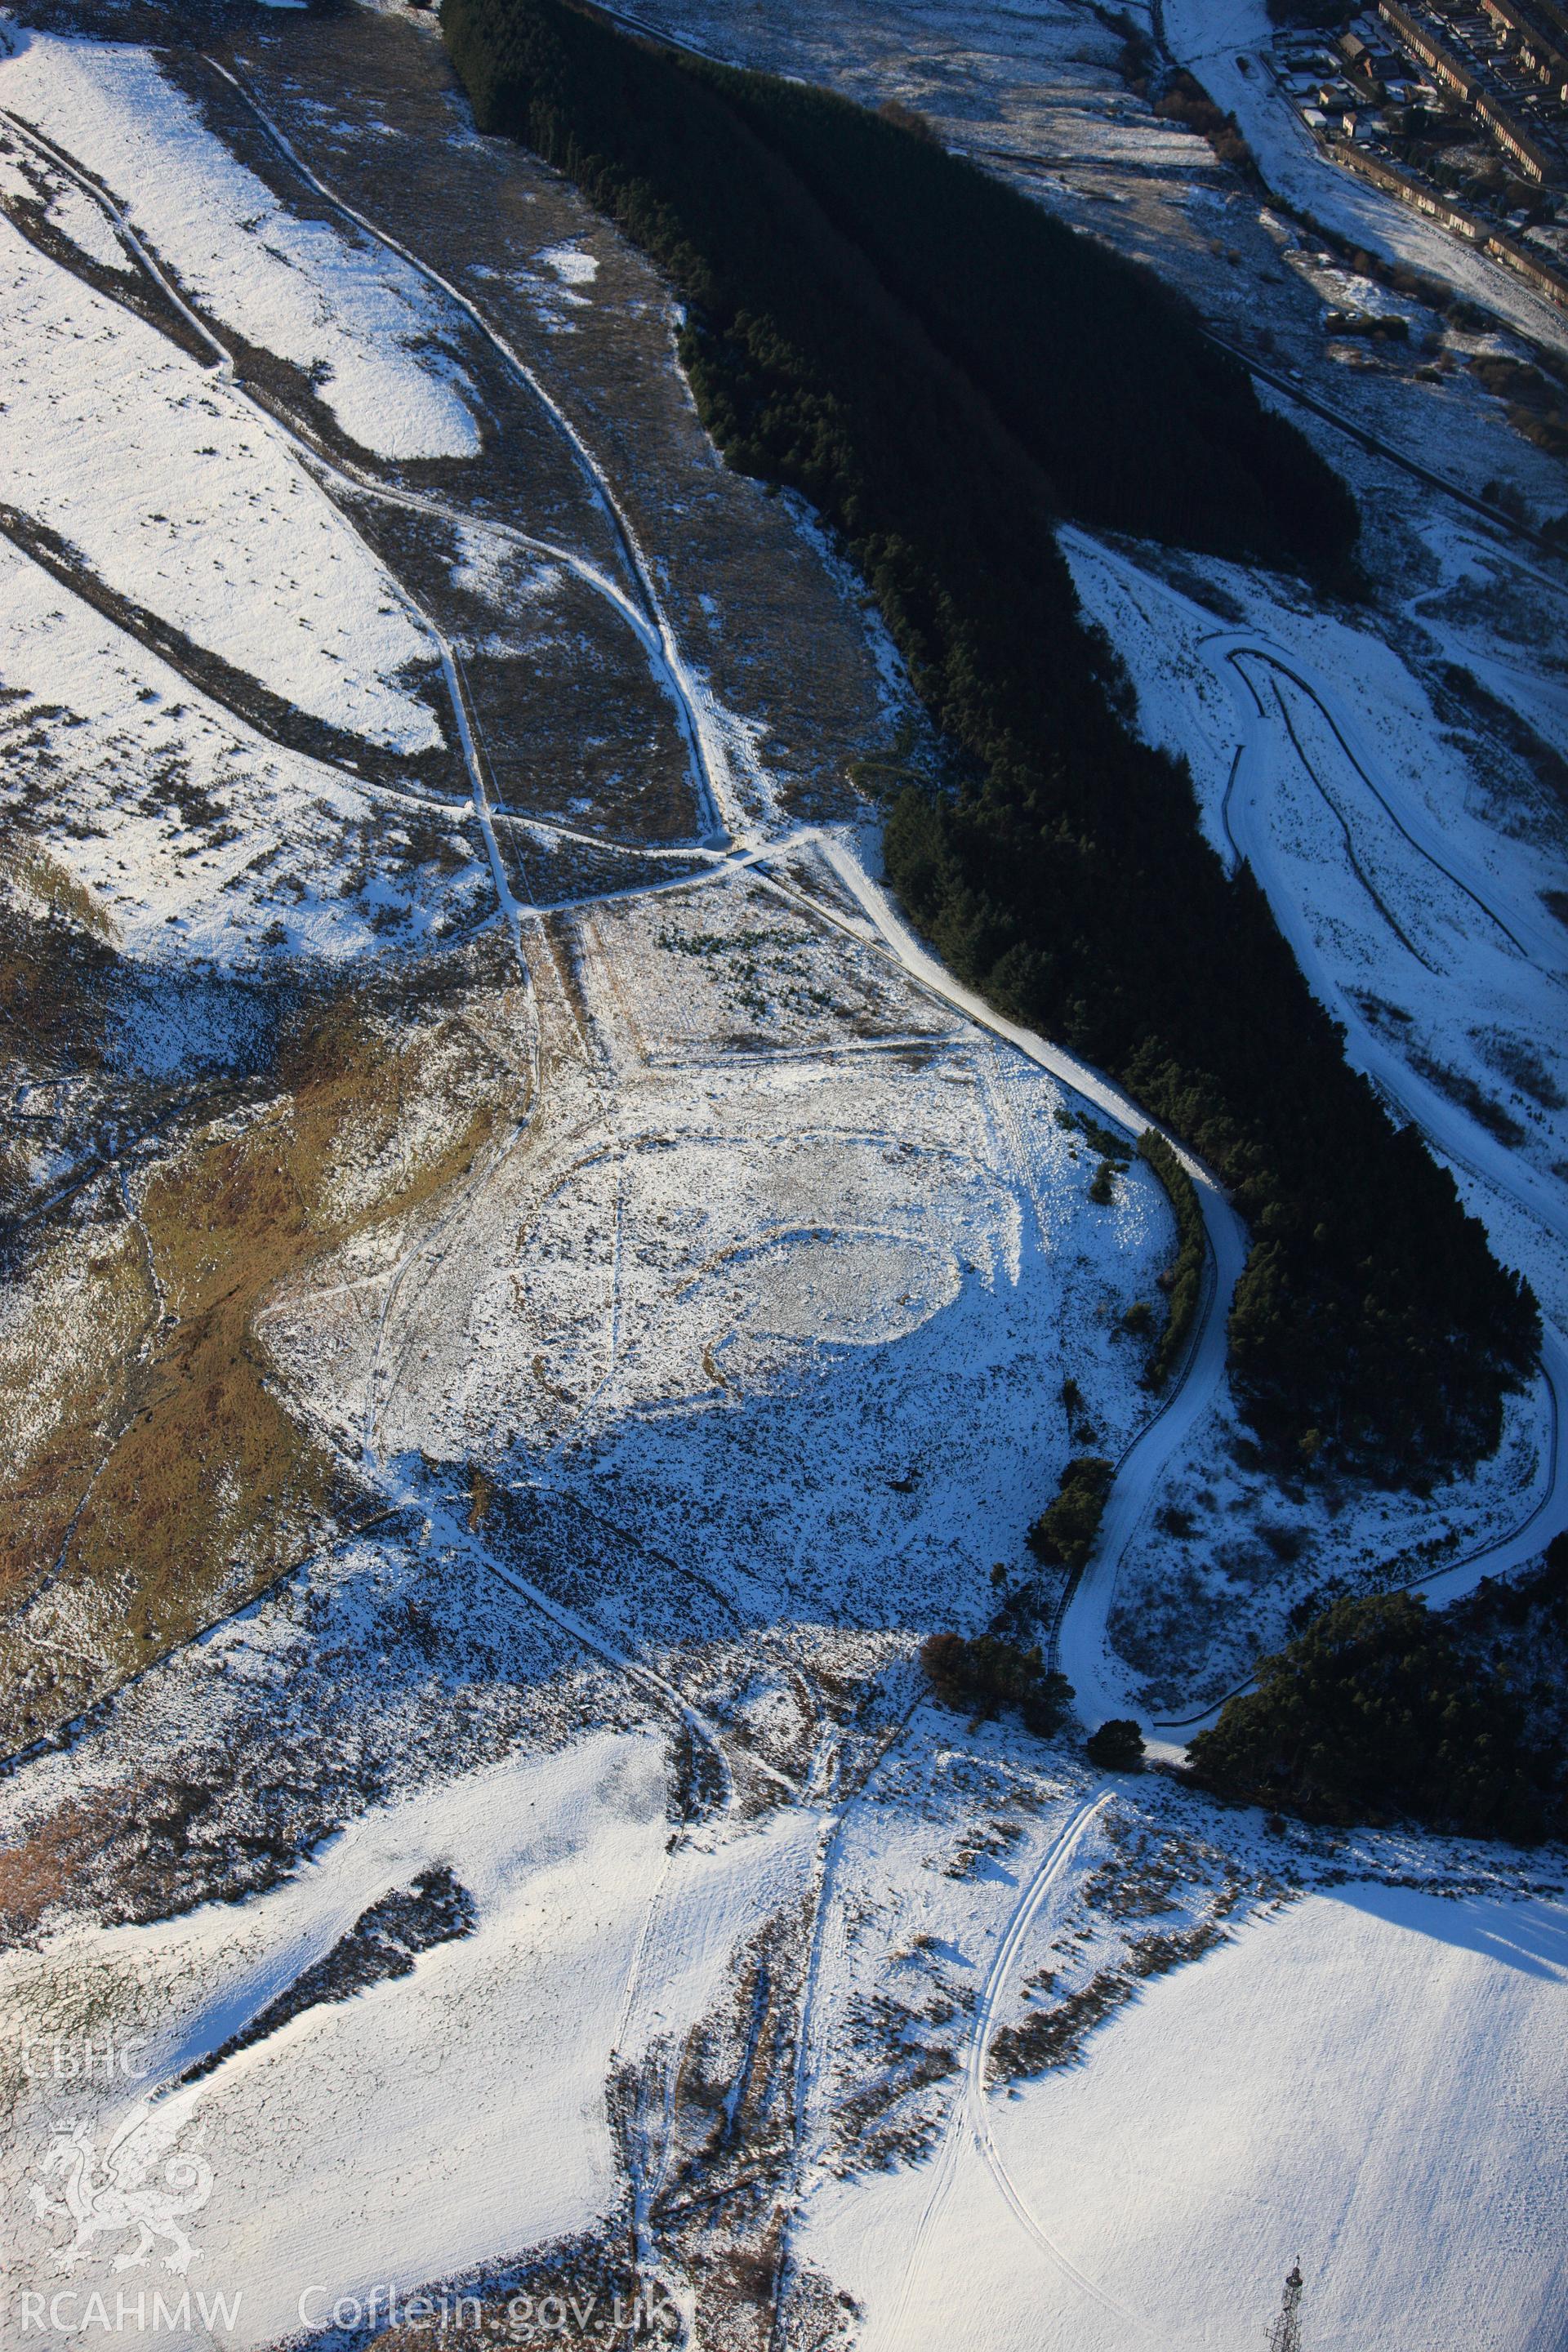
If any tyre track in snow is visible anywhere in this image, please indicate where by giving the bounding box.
[1229,653,1436,972]
[866,1790,1134,2352]
[766,1699,929,2352]
[1225,646,1557,974]
[314,459,723,845]
[964,1792,1140,2323]
[742,800,1254,2328]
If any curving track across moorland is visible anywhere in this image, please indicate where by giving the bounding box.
[8,52,1567,2343]
[10,62,1561,1766]
[202,57,743,850]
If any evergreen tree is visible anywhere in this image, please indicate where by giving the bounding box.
[1086,1719,1146,1771]
[1187,1592,1564,1839]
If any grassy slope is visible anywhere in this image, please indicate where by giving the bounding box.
[0,960,521,1746]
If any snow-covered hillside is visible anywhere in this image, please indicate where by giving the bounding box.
[0,9,1562,2351]
[807,1873,1568,2352]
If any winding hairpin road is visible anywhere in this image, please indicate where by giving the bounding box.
[1062,530,1568,1742]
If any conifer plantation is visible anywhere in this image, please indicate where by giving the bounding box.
[441,0,1539,1476]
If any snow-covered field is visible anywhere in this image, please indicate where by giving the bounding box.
[1,35,481,461]
[0,11,1563,2351]
[0,183,444,751]
[4,1736,681,2340]
[806,1874,1568,2351]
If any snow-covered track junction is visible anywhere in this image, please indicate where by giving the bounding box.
[0,12,1561,2352]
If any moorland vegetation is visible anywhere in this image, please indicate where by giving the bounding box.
[439,0,1539,1478]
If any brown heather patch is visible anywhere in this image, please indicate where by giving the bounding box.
[0,978,526,1743]
[0,871,114,1100]
[988,1920,1234,2082]
[1,839,117,946]
[0,1217,156,1620]
[0,1791,114,1945]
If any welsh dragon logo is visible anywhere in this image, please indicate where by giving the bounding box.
[30,2112,213,2275]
